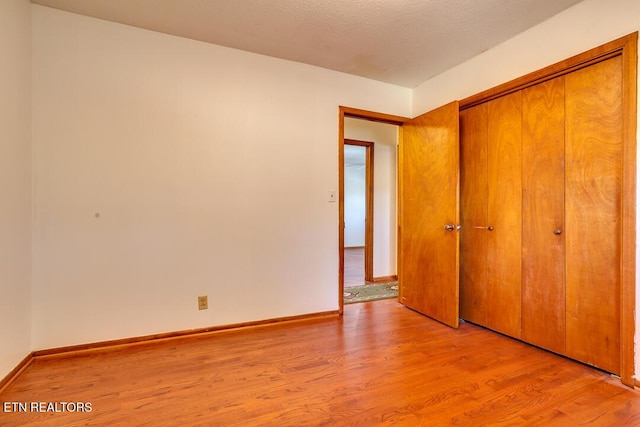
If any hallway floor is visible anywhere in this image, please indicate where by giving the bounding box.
[344,247,366,287]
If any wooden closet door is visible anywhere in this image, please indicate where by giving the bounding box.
[460,104,489,325]
[486,91,522,339]
[521,77,566,354]
[565,56,622,374]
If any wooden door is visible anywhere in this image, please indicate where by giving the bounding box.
[565,56,622,374]
[521,77,566,354]
[459,104,489,325]
[486,91,523,339]
[399,101,460,328]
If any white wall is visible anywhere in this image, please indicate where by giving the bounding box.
[344,118,398,278]
[344,146,366,247]
[0,0,32,377]
[413,0,640,374]
[30,5,411,350]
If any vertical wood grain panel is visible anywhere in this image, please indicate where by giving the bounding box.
[399,101,460,327]
[619,33,637,387]
[459,104,488,325]
[486,91,522,338]
[565,56,622,374]
[521,77,566,354]
[365,143,374,282]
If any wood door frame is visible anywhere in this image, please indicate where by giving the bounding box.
[344,139,374,283]
[460,33,637,387]
[338,107,408,314]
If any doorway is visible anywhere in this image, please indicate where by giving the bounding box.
[339,108,407,313]
[344,140,373,287]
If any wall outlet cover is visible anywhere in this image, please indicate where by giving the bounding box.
[198,295,208,310]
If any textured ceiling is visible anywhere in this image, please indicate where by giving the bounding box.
[31,0,584,88]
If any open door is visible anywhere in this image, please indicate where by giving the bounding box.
[398,101,460,328]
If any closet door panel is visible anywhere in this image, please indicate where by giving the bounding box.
[521,77,566,354]
[460,104,488,325]
[486,91,523,338]
[565,56,622,374]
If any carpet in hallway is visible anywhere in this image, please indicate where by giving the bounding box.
[344,282,398,304]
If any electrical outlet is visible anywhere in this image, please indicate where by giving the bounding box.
[198,295,208,310]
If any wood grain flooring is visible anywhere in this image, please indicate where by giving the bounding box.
[344,247,366,287]
[2,299,640,426]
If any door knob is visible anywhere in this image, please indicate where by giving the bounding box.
[444,224,455,232]
[487,226,494,231]
[554,229,562,235]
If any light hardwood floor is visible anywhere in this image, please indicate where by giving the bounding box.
[2,299,640,426]
[344,246,366,287]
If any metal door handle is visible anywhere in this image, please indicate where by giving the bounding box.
[444,224,455,232]
[472,225,494,231]
[554,229,562,235]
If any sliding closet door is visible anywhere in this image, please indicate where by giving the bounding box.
[399,101,460,328]
[565,56,623,374]
[521,77,566,354]
[460,104,489,325]
[486,92,522,339]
